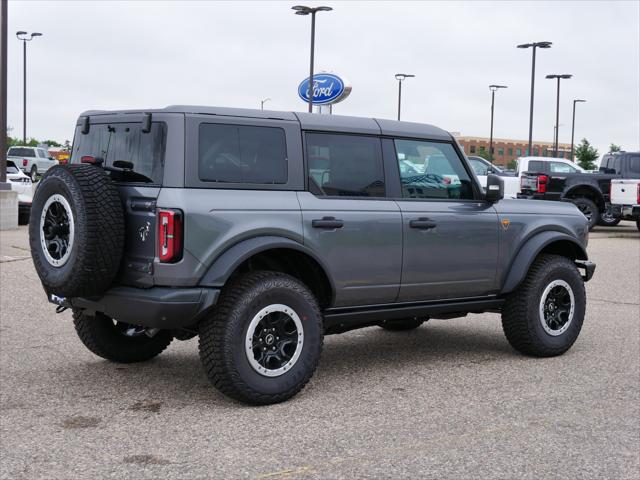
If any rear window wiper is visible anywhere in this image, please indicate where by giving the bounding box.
[80,156,154,183]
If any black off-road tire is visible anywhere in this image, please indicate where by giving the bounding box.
[501,254,586,357]
[380,317,426,331]
[29,165,38,182]
[199,271,323,405]
[73,310,173,363]
[29,165,125,297]
[636,219,640,231]
[571,197,599,230]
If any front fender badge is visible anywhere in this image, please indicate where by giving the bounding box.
[501,218,510,230]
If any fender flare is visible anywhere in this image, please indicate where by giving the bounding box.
[564,183,605,209]
[198,235,336,295]
[500,231,588,294]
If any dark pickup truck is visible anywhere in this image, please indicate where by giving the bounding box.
[518,152,640,229]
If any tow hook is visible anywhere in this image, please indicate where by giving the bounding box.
[49,294,71,313]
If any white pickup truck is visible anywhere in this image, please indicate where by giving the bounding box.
[466,155,583,199]
[610,178,640,231]
[7,146,58,182]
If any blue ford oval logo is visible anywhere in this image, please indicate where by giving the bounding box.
[298,73,350,105]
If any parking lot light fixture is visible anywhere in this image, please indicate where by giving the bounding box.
[260,98,271,110]
[16,30,43,144]
[546,74,573,156]
[570,99,586,161]
[292,5,333,113]
[395,73,415,121]
[517,41,552,155]
[488,85,508,166]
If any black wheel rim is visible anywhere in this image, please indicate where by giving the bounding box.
[39,194,74,267]
[245,304,304,377]
[577,203,594,222]
[539,280,575,336]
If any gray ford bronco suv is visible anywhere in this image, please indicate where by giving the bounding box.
[29,106,595,405]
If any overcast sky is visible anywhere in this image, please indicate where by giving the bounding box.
[5,1,640,158]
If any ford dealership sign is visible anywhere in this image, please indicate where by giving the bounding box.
[298,73,352,105]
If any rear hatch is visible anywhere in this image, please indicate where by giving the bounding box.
[70,117,168,287]
[611,179,640,206]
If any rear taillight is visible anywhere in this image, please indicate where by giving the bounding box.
[537,175,548,193]
[22,159,28,167]
[637,184,640,204]
[157,209,183,263]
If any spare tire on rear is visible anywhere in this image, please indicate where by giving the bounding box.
[29,165,125,298]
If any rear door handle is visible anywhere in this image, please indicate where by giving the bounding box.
[312,216,344,229]
[410,218,437,230]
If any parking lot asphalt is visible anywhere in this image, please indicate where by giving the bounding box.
[1,223,638,480]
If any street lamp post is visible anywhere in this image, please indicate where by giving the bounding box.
[570,99,586,161]
[488,85,507,165]
[395,73,415,121]
[260,98,271,110]
[546,74,572,156]
[292,5,333,113]
[16,30,42,144]
[517,41,552,155]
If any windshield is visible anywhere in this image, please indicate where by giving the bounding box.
[70,122,166,184]
[8,147,35,157]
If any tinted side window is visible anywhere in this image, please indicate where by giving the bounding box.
[395,140,474,200]
[628,155,640,175]
[306,133,385,197]
[469,158,489,176]
[528,160,544,172]
[550,162,578,173]
[199,124,287,184]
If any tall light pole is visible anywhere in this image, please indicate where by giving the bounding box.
[260,98,271,110]
[1,0,8,186]
[16,30,42,144]
[546,74,572,156]
[395,73,414,121]
[570,99,586,161]
[517,41,552,155]
[488,85,507,165]
[292,5,332,113]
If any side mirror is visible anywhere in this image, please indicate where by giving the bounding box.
[485,174,504,202]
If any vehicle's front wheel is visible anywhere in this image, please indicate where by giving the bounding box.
[501,254,585,357]
[73,310,173,363]
[571,197,599,230]
[199,271,323,405]
[29,166,38,182]
[380,317,426,331]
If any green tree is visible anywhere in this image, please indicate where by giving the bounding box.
[507,159,517,170]
[609,143,621,152]
[475,149,492,162]
[575,138,599,170]
[43,139,62,147]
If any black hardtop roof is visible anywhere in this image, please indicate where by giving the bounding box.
[79,105,452,140]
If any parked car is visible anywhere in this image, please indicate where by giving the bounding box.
[7,146,59,182]
[466,155,514,191]
[519,151,640,229]
[6,160,33,224]
[29,106,595,405]
[610,178,640,231]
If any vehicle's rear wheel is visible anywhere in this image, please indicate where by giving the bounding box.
[29,165,125,298]
[379,317,426,331]
[571,197,599,230]
[597,209,621,227]
[636,219,640,231]
[18,209,30,225]
[29,166,38,182]
[199,271,323,405]
[73,310,173,363]
[501,254,585,357]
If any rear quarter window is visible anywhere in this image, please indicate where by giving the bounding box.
[198,124,287,184]
[627,155,640,175]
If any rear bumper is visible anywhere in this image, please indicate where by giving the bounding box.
[69,286,220,329]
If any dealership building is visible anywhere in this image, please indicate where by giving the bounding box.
[454,134,572,166]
